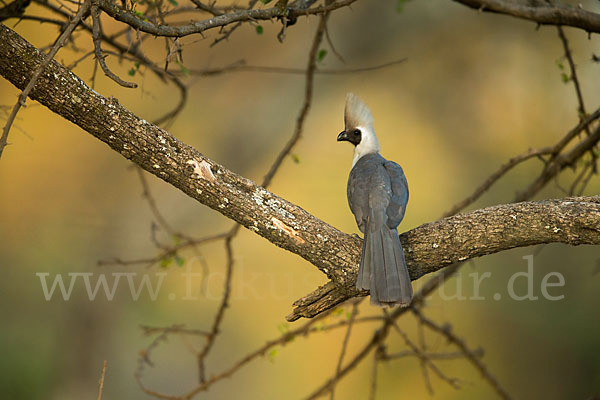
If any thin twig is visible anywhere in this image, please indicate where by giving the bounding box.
[91,0,137,87]
[411,307,513,400]
[141,324,210,337]
[368,344,381,400]
[35,0,188,125]
[556,25,597,171]
[262,6,329,187]
[97,0,358,38]
[183,59,407,77]
[443,146,553,217]
[329,302,359,400]
[97,360,107,400]
[557,26,589,127]
[0,0,91,160]
[386,311,460,390]
[196,236,235,383]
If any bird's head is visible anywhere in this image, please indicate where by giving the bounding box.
[337,93,380,164]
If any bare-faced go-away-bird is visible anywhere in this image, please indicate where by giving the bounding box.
[337,93,413,307]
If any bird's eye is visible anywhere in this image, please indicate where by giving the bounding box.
[353,129,361,136]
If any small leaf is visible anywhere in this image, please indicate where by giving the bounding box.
[561,72,570,83]
[128,68,136,76]
[177,61,190,77]
[174,254,185,267]
[277,323,289,334]
[317,49,327,62]
[396,0,412,13]
[267,348,279,362]
[291,154,300,164]
[260,0,273,3]
[160,256,173,268]
[135,61,141,69]
[256,25,264,35]
[167,0,178,5]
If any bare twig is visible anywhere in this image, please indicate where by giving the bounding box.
[411,307,513,400]
[97,360,107,400]
[368,344,381,400]
[141,324,210,337]
[97,231,228,267]
[443,146,553,217]
[136,166,180,237]
[556,25,597,172]
[91,1,137,88]
[98,0,358,38]
[386,312,460,390]
[0,0,90,160]
[196,236,235,383]
[34,0,187,125]
[183,59,407,77]
[262,9,329,187]
[557,27,588,123]
[329,302,359,400]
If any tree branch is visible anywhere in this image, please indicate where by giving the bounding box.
[453,0,600,34]
[1,23,599,323]
[97,0,358,38]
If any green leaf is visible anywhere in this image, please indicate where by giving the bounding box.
[256,25,264,35]
[317,49,327,62]
[128,68,136,76]
[561,72,570,83]
[267,348,279,362]
[177,61,190,77]
[260,0,273,3]
[167,0,178,5]
[174,254,185,267]
[396,0,413,13]
[160,256,173,268]
[134,61,141,69]
[291,154,300,164]
[277,323,290,334]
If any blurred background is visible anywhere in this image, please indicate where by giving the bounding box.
[1,0,599,399]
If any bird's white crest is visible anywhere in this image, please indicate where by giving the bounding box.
[345,93,380,166]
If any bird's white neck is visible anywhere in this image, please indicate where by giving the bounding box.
[352,125,380,167]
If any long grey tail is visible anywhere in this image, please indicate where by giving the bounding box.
[356,225,413,307]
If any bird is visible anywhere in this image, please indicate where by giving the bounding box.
[337,93,413,307]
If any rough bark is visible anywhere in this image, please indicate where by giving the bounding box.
[96,0,357,37]
[453,0,600,34]
[1,24,599,321]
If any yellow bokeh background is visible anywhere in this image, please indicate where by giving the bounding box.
[1,1,599,399]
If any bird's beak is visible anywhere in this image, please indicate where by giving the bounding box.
[337,130,348,142]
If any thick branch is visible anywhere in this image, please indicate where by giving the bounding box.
[1,24,599,322]
[453,0,600,34]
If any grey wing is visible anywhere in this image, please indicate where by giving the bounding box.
[383,160,409,229]
[347,167,369,233]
